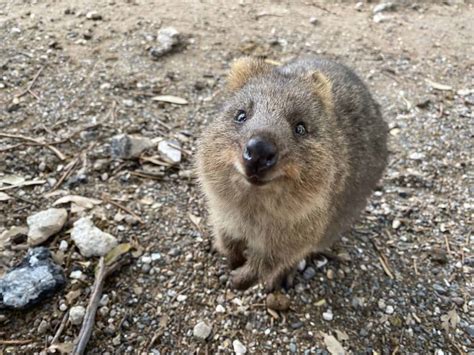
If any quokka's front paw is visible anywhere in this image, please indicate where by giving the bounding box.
[230,265,258,290]
[264,268,297,292]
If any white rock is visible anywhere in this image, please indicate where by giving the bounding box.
[309,17,318,25]
[385,305,395,314]
[297,259,307,271]
[59,240,68,251]
[69,305,86,325]
[373,2,394,14]
[86,11,102,20]
[71,217,118,257]
[177,294,187,302]
[193,321,212,340]
[151,253,161,261]
[27,208,68,246]
[355,2,364,11]
[158,140,182,164]
[70,270,84,280]
[373,13,390,23]
[409,152,425,161]
[392,219,401,229]
[322,310,333,321]
[216,304,225,313]
[59,303,68,312]
[233,339,247,354]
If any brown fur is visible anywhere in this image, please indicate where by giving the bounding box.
[197,56,388,291]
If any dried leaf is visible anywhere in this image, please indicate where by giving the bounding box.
[441,308,460,331]
[104,243,131,266]
[151,95,188,105]
[0,192,11,201]
[52,195,102,209]
[0,179,46,191]
[335,329,349,342]
[425,79,452,91]
[188,213,201,228]
[0,175,25,185]
[48,342,74,354]
[322,333,345,355]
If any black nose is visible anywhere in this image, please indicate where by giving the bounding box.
[243,137,278,176]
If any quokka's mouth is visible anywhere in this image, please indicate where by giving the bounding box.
[245,175,270,186]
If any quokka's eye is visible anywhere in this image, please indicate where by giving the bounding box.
[294,122,307,136]
[234,110,247,123]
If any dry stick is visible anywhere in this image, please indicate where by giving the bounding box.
[370,239,395,279]
[73,257,129,355]
[0,339,34,345]
[51,156,80,191]
[16,65,45,99]
[72,258,106,355]
[0,133,66,161]
[50,310,69,345]
[102,194,145,224]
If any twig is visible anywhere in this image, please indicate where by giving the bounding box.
[16,65,46,99]
[72,256,129,355]
[444,234,451,255]
[102,194,145,224]
[130,171,164,180]
[50,310,69,345]
[370,239,395,279]
[51,156,80,191]
[72,258,106,355]
[0,179,46,192]
[0,143,24,152]
[0,339,34,345]
[0,133,66,161]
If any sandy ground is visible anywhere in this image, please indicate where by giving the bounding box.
[0,0,473,353]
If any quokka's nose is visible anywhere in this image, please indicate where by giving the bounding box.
[243,137,278,176]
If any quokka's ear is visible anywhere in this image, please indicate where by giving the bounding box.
[227,57,273,92]
[308,71,334,112]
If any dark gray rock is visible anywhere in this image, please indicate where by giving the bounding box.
[0,247,66,309]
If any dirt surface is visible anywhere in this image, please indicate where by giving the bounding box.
[1,0,473,353]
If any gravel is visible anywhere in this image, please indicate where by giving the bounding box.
[0,1,471,353]
[193,321,212,340]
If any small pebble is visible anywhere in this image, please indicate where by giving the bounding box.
[69,305,86,325]
[322,310,333,321]
[233,339,247,354]
[193,321,212,340]
[386,305,395,315]
[303,266,316,280]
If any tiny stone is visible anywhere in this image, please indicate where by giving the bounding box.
[409,152,425,161]
[158,140,182,164]
[233,339,247,354]
[69,305,86,325]
[392,219,401,229]
[86,11,102,20]
[151,253,161,261]
[37,319,49,334]
[378,299,386,310]
[59,303,68,312]
[193,321,212,340]
[59,240,68,252]
[386,305,395,314]
[309,17,318,25]
[373,13,390,23]
[123,99,134,107]
[297,259,307,271]
[322,310,333,321]
[355,2,363,11]
[326,269,335,279]
[110,134,156,159]
[373,2,395,14]
[177,294,187,302]
[303,266,316,280]
[70,270,83,279]
[289,343,297,353]
[216,304,225,313]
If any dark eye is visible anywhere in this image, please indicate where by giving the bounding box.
[294,122,307,136]
[234,110,247,123]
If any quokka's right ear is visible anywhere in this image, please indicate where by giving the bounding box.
[227,57,273,92]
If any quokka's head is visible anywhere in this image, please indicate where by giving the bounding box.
[197,57,338,203]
